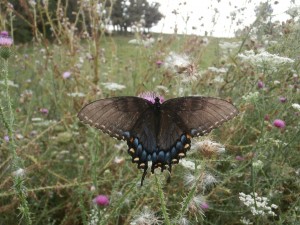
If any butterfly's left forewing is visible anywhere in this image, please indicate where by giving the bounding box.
[160,97,239,147]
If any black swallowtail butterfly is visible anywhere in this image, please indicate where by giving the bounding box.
[78,92,238,185]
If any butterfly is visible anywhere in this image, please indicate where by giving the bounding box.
[78,92,239,185]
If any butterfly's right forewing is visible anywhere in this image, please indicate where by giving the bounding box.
[77,97,150,140]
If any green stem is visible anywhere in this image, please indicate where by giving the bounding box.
[155,175,171,225]
[250,159,258,224]
[3,60,14,139]
[0,58,32,225]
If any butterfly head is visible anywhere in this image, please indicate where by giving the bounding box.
[138,92,164,104]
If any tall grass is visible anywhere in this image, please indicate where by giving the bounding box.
[0,1,299,225]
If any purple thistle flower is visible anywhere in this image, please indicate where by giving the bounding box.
[40,108,49,115]
[200,202,209,211]
[93,195,109,206]
[62,71,71,79]
[264,114,270,121]
[235,155,245,161]
[278,96,287,103]
[4,135,9,142]
[156,60,163,67]
[273,119,286,129]
[0,31,9,37]
[0,31,13,47]
[138,92,164,104]
[257,80,264,89]
[0,31,13,59]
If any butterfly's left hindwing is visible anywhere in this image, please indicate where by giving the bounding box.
[130,109,158,152]
[78,97,151,140]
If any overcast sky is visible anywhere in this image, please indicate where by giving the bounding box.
[149,0,298,37]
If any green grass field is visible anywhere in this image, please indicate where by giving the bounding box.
[1,20,300,225]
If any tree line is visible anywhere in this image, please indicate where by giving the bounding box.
[111,0,163,32]
[2,0,163,43]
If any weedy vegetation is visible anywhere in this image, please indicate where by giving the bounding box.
[0,1,299,225]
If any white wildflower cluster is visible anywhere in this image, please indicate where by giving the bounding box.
[130,207,162,225]
[273,80,280,85]
[219,41,242,51]
[32,119,57,127]
[292,103,300,111]
[213,76,224,83]
[88,208,99,225]
[252,160,263,170]
[67,92,85,97]
[128,37,155,47]
[267,138,288,147]
[180,159,201,170]
[101,82,126,91]
[240,217,253,225]
[242,92,259,102]
[0,79,19,88]
[208,66,228,74]
[239,192,278,216]
[238,50,294,70]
